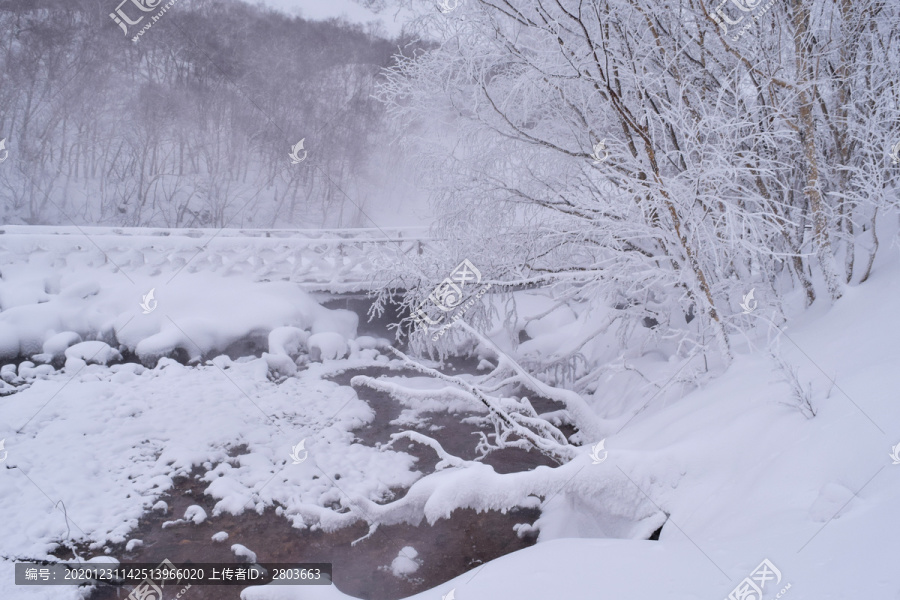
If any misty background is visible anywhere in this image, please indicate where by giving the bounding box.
[0,0,426,228]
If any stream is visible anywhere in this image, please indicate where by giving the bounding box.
[71,295,565,600]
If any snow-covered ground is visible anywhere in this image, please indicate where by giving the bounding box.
[1,229,898,600]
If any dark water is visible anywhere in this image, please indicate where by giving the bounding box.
[330,366,563,476]
[74,466,539,600]
[319,294,407,341]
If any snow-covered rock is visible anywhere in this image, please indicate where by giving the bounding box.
[231,544,257,563]
[388,546,420,577]
[1,364,22,385]
[60,280,101,300]
[17,361,54,381]
[109,362,146,383]
[263,352,297,378]
[43,331,83,357]
[307,332,349,361]
[268,326,308,356]
[184,505,208,524]
[65,341,122,365]
[211,531,229,542]
[30,353,54,364]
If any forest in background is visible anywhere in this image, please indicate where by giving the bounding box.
[0,0,420,228]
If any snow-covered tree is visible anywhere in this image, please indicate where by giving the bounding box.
[376,0,900,369]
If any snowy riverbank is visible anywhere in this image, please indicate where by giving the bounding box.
[1,232,899,600]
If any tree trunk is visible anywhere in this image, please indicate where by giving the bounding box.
[791,0,842,301]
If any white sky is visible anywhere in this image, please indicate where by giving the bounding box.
[256,0,410,37]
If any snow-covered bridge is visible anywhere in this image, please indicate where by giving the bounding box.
[0,225,430,293]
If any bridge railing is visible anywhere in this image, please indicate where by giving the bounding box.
[0,225,432,292]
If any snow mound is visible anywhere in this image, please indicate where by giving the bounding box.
[0,364,21,384]
[17,361,55,381]
[60,280,101,300]
[232,543,257,563]
[65,341,122,365]
[184,505,208,524]
[263,352,298,378]
[388,546,420,577]
[308,332,349,361]
[268,326,308,356]
[0,260,359,369]
[308,332,350,361]
[43,331,83,356]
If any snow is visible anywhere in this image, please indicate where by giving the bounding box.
[263,352,299,378]
[126,275,356,365]
[0,229,364,373]
[212,531,229,542]
[269,327,308,356]
[184,505,208,524]
[1,229,899,600]
[232,544,258,563]
[16,361,54,381]
[0,246,416,598]
[307,332,349,361]
[239,263,900,599]
[387,546,420,578]
[42,332,83,357]
[65,341,122,365]
[0,364,19,383]
[354,336,383,351]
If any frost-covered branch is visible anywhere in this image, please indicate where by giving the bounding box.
[457,322,607,441]
[382,431,470,470]
[354,347,579,464]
